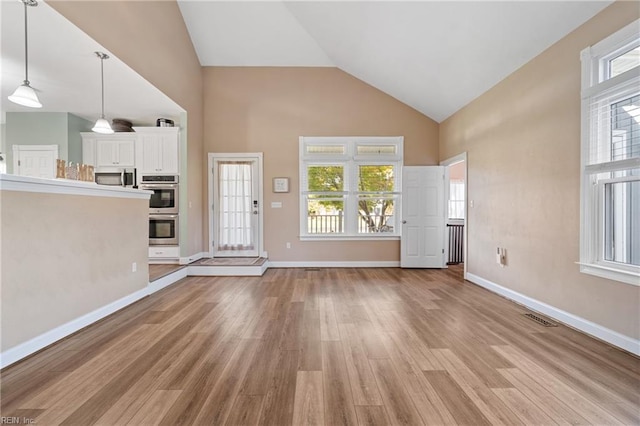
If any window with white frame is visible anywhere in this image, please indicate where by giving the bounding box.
[580,20,640,285]
[449,181,465,220]
[299,136,403,239]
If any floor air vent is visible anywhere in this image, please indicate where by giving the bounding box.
[524,313,558,327]
[305,268,321,271]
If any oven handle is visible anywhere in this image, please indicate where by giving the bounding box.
[140,184,178,189]
[150,214,178,219]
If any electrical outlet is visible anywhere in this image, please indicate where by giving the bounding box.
[132,262,137,273]
[286,242,291,249]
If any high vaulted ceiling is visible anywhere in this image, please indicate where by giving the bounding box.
[178,0,613,122]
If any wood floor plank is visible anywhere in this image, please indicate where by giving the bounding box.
[493,344,627,425]
[258,349,299,426]
[239,318,288,396]
[299,308,323,371]
[126,390,182,426]
[242,297,278,339]
[225,395,264,426]
[291,278,308,302]
[319,297,341,341]
[94,332,204,425]
[193,339,262,425]
[499,368,590,425]
[492,388,559,425]
[292,371,325,426]
[354,405,392,426]
[322,341,358,426]
[157,339,240,425]
[379,332,456,425]
[423,370,492,426]
[338,323,384,406]
[369,358,425,425]
[430,349,523,426]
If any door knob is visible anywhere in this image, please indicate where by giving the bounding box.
[402,220,407,224]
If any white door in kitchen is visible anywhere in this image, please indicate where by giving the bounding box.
[12,145,58,179]
[210,153,263,257]
[401,166,446,268]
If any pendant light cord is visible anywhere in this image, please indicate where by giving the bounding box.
[100,55,105,119]
[95,52,109,119]
[23,0,29,85]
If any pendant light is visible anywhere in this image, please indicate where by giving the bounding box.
[8,0,42,108]
[92,51,114,134]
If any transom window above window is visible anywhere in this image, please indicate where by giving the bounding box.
[609,46,640,78]
[300,136,403,239]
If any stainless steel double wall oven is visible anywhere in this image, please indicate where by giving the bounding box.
[140,175,179,245]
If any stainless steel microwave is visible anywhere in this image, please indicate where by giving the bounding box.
[95,169,135,187]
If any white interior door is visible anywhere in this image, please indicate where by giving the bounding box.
[211,154,263,257]
[12,145,58,179]
[401,166,446,268]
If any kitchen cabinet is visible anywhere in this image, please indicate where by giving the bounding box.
[81,133,136,169]
[134,127,179,175]
[96,139,135,168]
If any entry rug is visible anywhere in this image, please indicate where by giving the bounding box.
[196,257,265,266]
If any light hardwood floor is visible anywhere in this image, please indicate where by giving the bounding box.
[1,266,638,425]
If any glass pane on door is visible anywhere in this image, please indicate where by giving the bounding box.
[218,161,254,252]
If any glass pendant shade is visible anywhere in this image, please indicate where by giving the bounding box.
[8,82,42,108]
[92,118,114,134]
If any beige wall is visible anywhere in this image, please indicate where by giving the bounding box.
[204,67,439,261]
[49,1,204,257]
[439,1,640,339]
[449,161,465,181]
[1,191,149,351]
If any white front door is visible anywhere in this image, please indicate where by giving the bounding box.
[401,166,446,268]
[210,154,263,257]
[12,145,58,179]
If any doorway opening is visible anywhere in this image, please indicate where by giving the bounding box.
[441,153,467,277]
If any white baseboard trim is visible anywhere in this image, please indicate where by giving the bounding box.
[268,261,400,268]
[0,287,149,369]
[179,251,207,265]
[466,273,640,356]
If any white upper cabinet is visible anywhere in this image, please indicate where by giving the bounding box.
[96,139,135,168]
[134,127,180,174]
[81,133,136,169]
